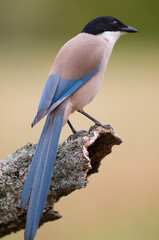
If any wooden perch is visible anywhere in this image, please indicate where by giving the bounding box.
[0,124,122,238]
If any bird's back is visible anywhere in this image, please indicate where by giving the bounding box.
[50,33,105,80]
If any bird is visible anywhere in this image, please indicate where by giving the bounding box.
[20,16,137,240]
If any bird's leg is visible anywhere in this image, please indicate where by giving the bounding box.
[77,110,102,126]
[67,120,77,134]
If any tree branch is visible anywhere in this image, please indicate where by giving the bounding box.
[0,124,122,238]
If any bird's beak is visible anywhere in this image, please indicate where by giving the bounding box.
[121,26,138,33]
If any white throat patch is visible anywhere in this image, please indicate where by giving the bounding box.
[102,31,123,45]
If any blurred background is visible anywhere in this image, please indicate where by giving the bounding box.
[0,0,159,239]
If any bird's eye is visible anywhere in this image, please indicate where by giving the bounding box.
[112,20,118,26]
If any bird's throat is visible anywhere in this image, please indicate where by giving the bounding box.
[102,31,122,45]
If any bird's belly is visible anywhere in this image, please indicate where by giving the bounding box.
[70,69,105,112]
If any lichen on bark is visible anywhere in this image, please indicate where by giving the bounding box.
[0,124,122,238]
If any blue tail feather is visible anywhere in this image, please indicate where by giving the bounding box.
[21,111,64,240]
[20,115,51,208]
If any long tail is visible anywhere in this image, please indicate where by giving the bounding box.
[20,110,64,240]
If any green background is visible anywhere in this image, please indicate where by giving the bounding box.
[1,0,159,240]
[0,0,159,39]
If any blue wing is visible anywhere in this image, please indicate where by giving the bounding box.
[32,60,102,127]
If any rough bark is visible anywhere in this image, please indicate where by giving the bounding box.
[0,124,122,238]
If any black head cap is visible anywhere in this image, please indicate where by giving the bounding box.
[81,16,138,35]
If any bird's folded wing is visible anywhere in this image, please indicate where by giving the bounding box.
[32,60,102,127]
